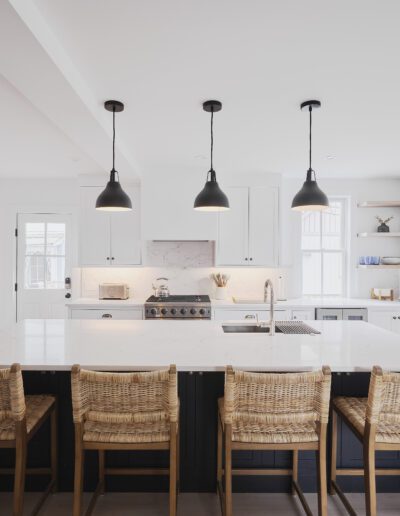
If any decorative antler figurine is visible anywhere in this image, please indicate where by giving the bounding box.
[376,215,393,233]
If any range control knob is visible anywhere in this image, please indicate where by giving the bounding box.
[150,308,157,315]
[180,308,187,315]
[190,308,197,315]
[171,308,177,315]
[161,308,168,315]
[199,308,206,315]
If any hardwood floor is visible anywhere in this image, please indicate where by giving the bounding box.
[0,492,399,515]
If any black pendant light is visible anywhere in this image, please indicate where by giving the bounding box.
[194,100,229,211]
[96,100,132,211]
[291,100,329,212]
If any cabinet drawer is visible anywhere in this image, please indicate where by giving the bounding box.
[291,309,315,321]
[70,308,143,320]
[213,309,269,321]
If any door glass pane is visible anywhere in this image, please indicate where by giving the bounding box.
[301,212,321,250]
[302,252,321,295]
[322,202,342,249]
[46,223,66,255]
[24,256,45,289]
[45,257,65,289]
[323,252,342,295]
[25,223,45,255]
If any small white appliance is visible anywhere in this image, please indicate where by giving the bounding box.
[99,283,129,300]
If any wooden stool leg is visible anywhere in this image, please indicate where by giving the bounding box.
[98,450,105,495]
[292,450,298,495]
[13,422,27,516]
[176,426,180,494]
[217,415,223,492]
[169,422,177,516]
[317,424,328,516]
[224,424,233,516]
[364,427,377,516]
[73,423,84,516]
[330,410,337,495]
[51,403,58,492]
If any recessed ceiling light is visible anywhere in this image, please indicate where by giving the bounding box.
[326,155,335,160]
[194,154,207,160]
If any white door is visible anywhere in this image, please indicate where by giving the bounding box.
[216,187,249,265]
[248,186,278,266]
[80,187,111,266]
[17,213,72,320]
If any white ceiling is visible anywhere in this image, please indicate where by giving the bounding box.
[3,0,400,179]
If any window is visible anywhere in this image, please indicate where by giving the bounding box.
[301,199,347,296]
[24,222,66,289]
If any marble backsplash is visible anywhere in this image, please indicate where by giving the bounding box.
[145,240,214,267]
[77,240,292,300]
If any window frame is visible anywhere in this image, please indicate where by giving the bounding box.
[301,197,348,297]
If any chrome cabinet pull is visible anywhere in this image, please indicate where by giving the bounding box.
[245,314,256,319]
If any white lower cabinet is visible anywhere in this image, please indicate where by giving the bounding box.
[368,309,400,334]
[69,308,143,320]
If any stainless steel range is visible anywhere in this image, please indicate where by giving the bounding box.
[145,295,211,319]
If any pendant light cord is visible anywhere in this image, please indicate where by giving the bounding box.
[210,108,214,171]
[113,107,116,170]
[309,105,312,171]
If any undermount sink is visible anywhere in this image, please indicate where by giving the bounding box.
[222,324,282,333]
[222,321,321,335]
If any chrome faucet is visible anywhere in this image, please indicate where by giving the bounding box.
[264,279,275,336]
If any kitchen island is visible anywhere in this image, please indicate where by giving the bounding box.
[0,319,399,494]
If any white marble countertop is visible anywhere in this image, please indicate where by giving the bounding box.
[1,319,399,372]
[67,296,400,310]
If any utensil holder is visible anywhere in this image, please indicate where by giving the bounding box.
[214,286,228,300]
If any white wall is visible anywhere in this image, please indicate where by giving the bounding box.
[281,177,400,298]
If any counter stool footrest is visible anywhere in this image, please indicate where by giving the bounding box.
[104,467,170,476]
[336,468,400,476]
[330,480,357,516]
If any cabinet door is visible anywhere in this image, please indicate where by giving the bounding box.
[275,309,291,320]
[110,185,142,265]
[368,310,395,331]
[248,186,278,266]
[390,314,400,334]
[216,187,249,265]
[80,187,111,266]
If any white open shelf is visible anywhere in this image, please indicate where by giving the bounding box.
[358,264,400,269]
[358,232,400,237]
[358,201,400,208]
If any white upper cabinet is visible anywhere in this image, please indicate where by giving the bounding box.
[216,186,278,266]
[248,186,278,266]
[216,187,249,265]
[80,185,141,266]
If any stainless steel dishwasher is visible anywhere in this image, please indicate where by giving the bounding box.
[316,308,368,321]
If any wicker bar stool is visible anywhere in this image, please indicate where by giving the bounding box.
[71,364,179,516]
[0,363,57,516]
[217,366,331,516]
[331,365,400,516]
